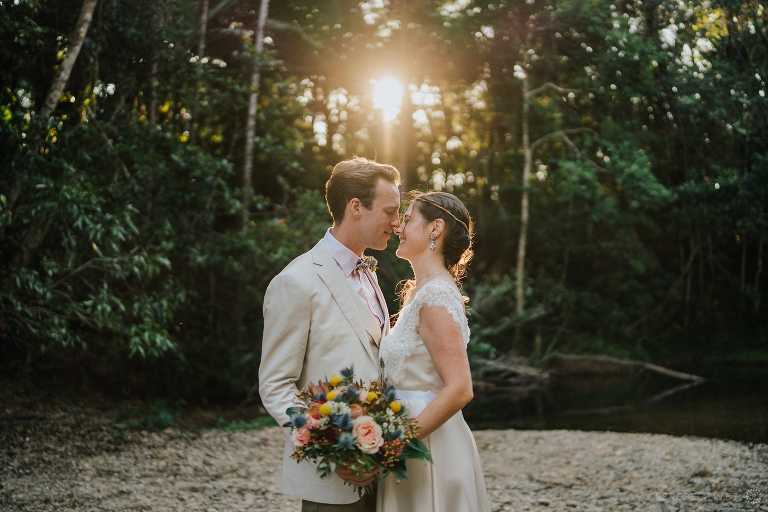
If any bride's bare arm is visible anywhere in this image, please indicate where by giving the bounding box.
[412,305,474,439]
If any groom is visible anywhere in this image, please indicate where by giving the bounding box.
[259,157,401,511]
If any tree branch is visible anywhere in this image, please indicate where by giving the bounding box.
[211,19,321,50]
[530,128,597,155]
[525,82,577,99]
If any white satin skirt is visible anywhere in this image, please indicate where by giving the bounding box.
[377,390,491,512]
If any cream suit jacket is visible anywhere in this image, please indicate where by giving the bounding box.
[258,239,390,504]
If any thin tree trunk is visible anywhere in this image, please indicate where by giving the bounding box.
[39,0,99,123]
[560,198,573,286]
[149,3,164,126]
[11,0,99,267]
[740,235,747,293]
[740,235,748,316]
[516,72,531,318]
[241,0,270,230]
[149,59,159,125]
[756,236,764,313]
[198,0,210,57]
[399,81,413,190]
[396,0,412,190]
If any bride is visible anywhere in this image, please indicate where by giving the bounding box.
[377,191,490,512]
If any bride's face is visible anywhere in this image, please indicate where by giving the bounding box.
[395,203,431,260]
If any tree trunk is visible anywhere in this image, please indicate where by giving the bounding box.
[149,3,165,126]
[516,72,531,318]
[740,235,748,316]
[197,0,210,57]
[756,236,764,313]
[241,0,270,230]
[39,0,99,123]
[396,1,413,190]
[12,0,99,266]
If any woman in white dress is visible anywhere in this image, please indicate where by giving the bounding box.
[377,191,491,512]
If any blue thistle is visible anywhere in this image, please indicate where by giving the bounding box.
[336,432,356,450]
[384,429,402,441]
[313,392,327,402]
[340,367,355,380]
[384,385,397,402]
[341,387,360,403]
[332,413,353,431]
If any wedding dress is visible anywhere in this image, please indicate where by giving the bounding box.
[377,277,491,512]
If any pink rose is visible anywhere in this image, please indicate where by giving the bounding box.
[292,426,311,447]
[352,416,384,454]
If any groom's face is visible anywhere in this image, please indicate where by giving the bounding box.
[359,178,401,250]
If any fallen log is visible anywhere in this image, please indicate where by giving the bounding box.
[543,352,705,382]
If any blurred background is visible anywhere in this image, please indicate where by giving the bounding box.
[1,0,766,442]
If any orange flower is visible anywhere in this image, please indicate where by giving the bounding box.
[349,404,363,419]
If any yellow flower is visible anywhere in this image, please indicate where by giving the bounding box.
[389,400,402,413]
[329,374,343,387]
[159,100,172,114]
[178,131,190,143]
[319,403,333,417]
[366,391,379,403]
[211,133,223,144]
[326,390,338,401]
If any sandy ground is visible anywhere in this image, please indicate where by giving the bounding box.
[2,401,767,512]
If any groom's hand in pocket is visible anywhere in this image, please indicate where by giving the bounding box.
[335,465,379,486]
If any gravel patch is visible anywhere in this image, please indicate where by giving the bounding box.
[2,404,766,512]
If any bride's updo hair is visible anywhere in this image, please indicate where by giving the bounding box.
[412,191,474,282]
[398,191,475,305]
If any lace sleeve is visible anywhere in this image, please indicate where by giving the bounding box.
[412,280,470,346]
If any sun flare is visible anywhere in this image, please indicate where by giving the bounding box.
[371,76,404,122]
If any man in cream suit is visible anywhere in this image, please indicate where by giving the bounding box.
[259,158,401,512]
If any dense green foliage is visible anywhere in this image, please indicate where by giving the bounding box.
[1,0,766,398]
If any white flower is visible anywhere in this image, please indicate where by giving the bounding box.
[513,64,527,80]
[105,83,116,96]
[659,24,677,48]
[696,37,714,53]
[328,401,351,416]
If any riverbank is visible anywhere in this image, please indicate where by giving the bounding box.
[2,400,766,512]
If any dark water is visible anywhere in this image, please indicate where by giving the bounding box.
[464,365,768,444]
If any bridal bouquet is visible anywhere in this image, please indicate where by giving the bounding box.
[285,366,431,495]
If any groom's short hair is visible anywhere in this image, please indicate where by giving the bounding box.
[325,157,400,224]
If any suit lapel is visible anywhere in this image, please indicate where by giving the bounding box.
[311,242,378,363]
[367,270,391,337]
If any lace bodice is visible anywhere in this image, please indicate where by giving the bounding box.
[379,277,470,390]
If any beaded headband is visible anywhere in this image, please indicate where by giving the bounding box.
[415,195,470,234]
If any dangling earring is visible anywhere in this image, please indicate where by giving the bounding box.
[429,236,437,251]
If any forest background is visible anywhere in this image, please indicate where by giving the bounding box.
[1,0,766,403]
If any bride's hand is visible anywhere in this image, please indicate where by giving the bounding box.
[335,465,379,486]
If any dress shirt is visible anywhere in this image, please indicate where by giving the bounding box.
[321,229,386,328]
